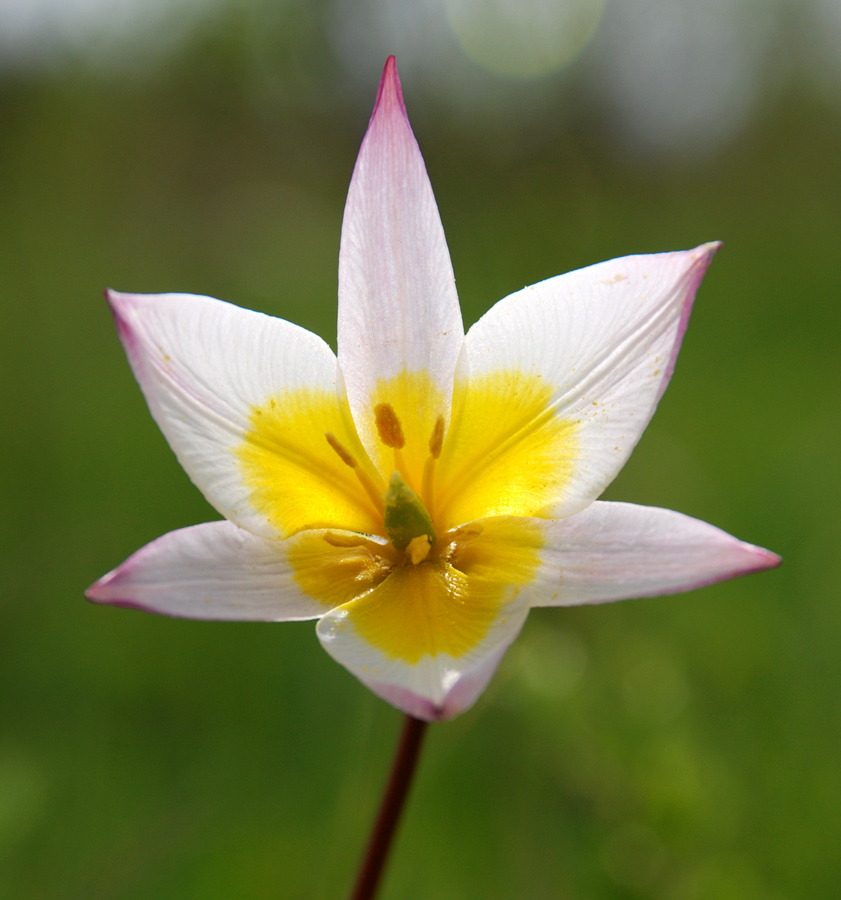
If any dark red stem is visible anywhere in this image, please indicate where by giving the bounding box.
[348,714,428,900]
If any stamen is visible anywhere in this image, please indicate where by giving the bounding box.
[323,531,399,561]
[374,403,413,485]
[323,531,367,548]
[421,414,446,517]
[325,432,357,468]
[325,432,386,517]
[428,415,445,459]
[374,403,405,449]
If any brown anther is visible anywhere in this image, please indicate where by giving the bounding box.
[428,415,445,459]
[374,403,405,449]
[325,432,357,468]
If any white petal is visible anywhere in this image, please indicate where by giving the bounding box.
[529,501,780,607]
[108,290,378,539]
[363,640,519,722]
[315,564,531,721]
[337,57,464,463]
[86,521,331,621]
[459,244,720,518]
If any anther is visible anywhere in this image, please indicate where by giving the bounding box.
[325,432,357,468]
[428,415,445,459]
[374,403,405,449]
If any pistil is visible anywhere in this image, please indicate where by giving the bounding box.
[382,472,436,555]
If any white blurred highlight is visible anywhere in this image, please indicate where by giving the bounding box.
[589,0,782,158]
[444,0,604,79]
[0,0,221,68]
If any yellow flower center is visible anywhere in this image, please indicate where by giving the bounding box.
[236,368,579,663]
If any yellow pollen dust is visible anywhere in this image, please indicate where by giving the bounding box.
[374,403,406,449]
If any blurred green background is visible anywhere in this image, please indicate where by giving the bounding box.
[0,0,837,897]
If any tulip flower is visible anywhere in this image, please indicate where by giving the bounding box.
[88,57,778,726]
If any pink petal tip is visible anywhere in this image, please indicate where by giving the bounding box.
[85,571,158,616]
[104,289,138,352]
[371,55,407,123]
[686,543,781,594]
[657,241,723,401]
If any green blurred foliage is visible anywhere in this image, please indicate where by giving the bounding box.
[1,12,839,900]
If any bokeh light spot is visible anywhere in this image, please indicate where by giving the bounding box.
[444,0,604,79]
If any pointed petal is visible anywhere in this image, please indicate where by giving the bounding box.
[338,57,464,472]
[86,521,335,621]
[529,501,780,607]
[437,245,719,526]
[109,291,382,539]
[315,516,542,720]
[359,637,522,722]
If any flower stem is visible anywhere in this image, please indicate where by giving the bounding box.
[348,714,428,900]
